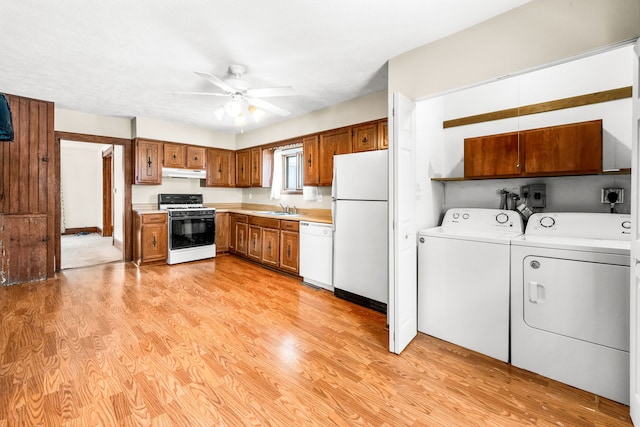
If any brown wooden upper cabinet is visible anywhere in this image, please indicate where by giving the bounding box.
[378,120,388,150]
[163,143,185,168]
[303,135,320,186]
[250,147,273,187]
[236,149,251,187]
[352,123,378,152]
[134,139,162,184]
[186,146,206,169]
[203,148,235,187]
[319,128,351,186]
[464,120,603,179]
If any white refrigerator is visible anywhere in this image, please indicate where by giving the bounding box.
[332,150,388,311]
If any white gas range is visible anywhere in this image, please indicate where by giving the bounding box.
[158,194,216,264]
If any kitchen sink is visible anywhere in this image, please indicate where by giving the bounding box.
[252,211,300,216]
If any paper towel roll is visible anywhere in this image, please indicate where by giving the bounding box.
[302,186,319,201]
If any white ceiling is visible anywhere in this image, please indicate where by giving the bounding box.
[0,0,531,134]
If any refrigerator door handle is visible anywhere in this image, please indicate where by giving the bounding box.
[331,200,336,232]
[331,165,337,199]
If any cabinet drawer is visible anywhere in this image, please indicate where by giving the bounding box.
[249,216,280,229]
[235,214,248,223]
[142,213,167,224]
[280,220,299,232]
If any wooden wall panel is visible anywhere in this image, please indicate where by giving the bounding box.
[0,94,55,284]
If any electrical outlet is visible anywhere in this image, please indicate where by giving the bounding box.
[529,184,546,208]
[601,188,624,204]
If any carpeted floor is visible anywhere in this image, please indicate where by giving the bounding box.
[61,232,122,269]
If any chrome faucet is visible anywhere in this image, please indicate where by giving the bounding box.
[277,202,289,213]
[291,205,298,214]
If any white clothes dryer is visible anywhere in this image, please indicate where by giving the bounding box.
[418,208,524,362]
[510,212,631,404]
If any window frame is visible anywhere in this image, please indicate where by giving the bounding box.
[281,148,303,194]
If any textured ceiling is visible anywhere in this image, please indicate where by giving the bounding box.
[0,0,531,134]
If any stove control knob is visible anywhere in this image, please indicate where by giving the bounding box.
[622,220,631,229]
[540,216,555,228]
[496,213,509,224]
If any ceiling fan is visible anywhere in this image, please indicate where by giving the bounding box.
[172,64,296,124]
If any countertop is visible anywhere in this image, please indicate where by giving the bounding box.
[133,203,332,224]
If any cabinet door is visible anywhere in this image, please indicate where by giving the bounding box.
[235,222,248,256]
[247,225,262,260]
[280,231,299,274]
[378,120,388,150]
[135,139,162,184]
[303,135,320,186]
[141,223,167,262]
[352,123,378,152]
[206,148,234,187]
[186,146,206,169]
[319,129,351,186]
[262,228,280,267]
[464,132,521,178]
[163,143,185,168]
[215,212,230,253]
[229,214,237,252]
[236,150,251,187]
[250,147,262,186]
[521,120,602,175]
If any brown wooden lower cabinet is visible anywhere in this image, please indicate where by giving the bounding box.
[133,212,168,265]
[215,212,230,253]
[279,230,299,274]
[226,213,300,275]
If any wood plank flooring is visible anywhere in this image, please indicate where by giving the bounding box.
[0,255,632,426]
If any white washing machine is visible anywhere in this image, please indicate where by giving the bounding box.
[418,208,524,362]
[510,212,631,404]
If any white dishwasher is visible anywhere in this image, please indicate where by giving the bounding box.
[299,221,333,290]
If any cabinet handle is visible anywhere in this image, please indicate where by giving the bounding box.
[308,154,312,167]
[147,156,152,168]
[153,235,157,248]
[287,244,291,259]
[194,156,198,161]
[268,241,271,253]
[517,136,521,169]
[362,137,368,143]
[173,153,177,159]
[218,163,222,173]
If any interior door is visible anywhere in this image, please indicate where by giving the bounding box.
[102,149,113,238]
[389,92,417,354]
[630,37,640,424]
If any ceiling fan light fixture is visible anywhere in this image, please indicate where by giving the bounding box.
[234,113,247,126]
[248,105,265,122]
[224,99,242,117]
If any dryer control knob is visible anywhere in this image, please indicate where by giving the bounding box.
[540,216,555,228]
[622,220,631,229]
[496,213,509,224]
[419,237,425,243]
[452,212,460,219]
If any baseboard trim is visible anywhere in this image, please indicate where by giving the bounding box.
[114,238,123,251]
[62,226,98,236]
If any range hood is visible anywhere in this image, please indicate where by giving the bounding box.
[161,167,206,179]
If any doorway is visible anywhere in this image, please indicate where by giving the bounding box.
[59,140,124,269]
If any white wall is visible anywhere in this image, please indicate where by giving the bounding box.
[235,91,387,149]
[414,44,634,222]
[55,109,133,139]
[131,178,242,206]
[60,141,107,229]
[388,0,639,101]
[132,117,236,149]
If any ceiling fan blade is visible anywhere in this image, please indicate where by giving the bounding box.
[194,71,235,93]
[248,97,291,117]
[165,91,228,96]
[246,86,296,98]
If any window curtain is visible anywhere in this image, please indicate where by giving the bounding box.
[270,148,283,200]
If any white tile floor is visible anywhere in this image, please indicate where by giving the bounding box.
[61,232,122,269]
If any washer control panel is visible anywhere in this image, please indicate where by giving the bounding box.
[442,208,524,233]
[526,212,632,240]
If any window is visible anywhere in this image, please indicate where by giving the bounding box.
[282,147,303,193]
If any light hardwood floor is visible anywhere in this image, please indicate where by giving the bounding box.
[0,255,632,426]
